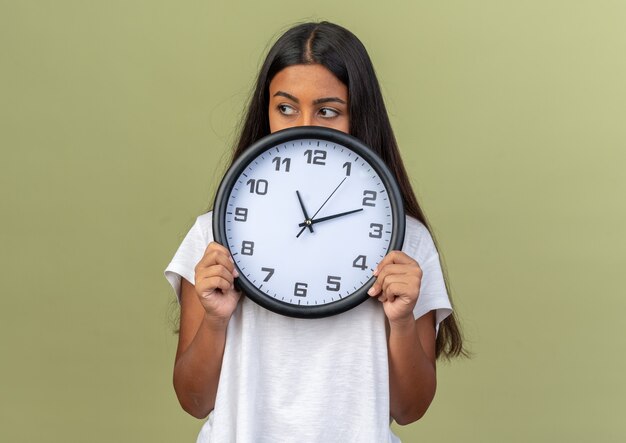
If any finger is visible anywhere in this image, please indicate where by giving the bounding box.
[384,272,421,296]
[368,267,404,297]
[196,250,233,272]
[380,274,408,290]
[381,280,412,301]
[205,241,230,255]
[374,251,417,276]
[196,264,237,285]
[375,263,421,282]
[195,264,240,298]
[370,253,421,297]
[196,254,238,279]
[197,275,234,297]
[368,282,381,297]
[203,241,231,259]
[373,266,420,299]
[384,282,416,303]
[196,243,236,273]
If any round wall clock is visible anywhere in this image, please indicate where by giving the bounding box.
[213,126,405,318]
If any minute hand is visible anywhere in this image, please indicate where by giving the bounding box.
[298,208,364,227]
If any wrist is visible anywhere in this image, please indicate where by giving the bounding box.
[388,315,417,336]
[202,313,230,333]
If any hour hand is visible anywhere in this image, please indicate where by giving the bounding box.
[299,208,364,227]
[296,190,313,233]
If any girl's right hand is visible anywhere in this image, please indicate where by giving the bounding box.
[193,242,242,322]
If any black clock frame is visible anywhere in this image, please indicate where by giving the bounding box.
[213,126,406,319]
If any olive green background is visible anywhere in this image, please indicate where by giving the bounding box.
[2,1,624,442]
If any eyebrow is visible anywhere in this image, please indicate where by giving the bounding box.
[273,91,346,105]
[313,97,347,105]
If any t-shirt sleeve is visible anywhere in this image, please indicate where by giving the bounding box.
[164,212,213,302]
[401,217,453,331]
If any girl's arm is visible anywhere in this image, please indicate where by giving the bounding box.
[387,311,437,424]
[173,243,241,418]
[368,251,437,425]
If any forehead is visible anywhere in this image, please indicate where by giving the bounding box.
[269,64,348,99]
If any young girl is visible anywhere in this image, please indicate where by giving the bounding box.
[165,21,464,443]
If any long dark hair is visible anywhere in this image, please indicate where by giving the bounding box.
[228,21,465,359]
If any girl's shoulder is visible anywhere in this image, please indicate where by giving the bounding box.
[190,211,214,245]
[197,211,213,229]
[403,216,439,265]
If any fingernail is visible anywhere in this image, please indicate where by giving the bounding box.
[367,286,376,296]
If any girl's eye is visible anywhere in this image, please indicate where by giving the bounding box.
[318,107,339,118]
[278,104,297,116]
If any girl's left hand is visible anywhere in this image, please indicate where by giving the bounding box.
[367,251,423,324]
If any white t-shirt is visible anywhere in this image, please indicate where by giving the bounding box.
[165,212,452,443]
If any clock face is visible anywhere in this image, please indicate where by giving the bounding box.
[213,126,405,318]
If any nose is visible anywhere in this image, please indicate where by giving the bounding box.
[300,112,313,127]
